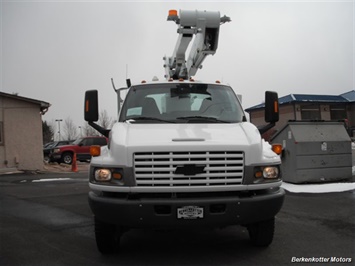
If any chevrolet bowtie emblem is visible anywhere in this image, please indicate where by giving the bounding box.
[174,164,206,176]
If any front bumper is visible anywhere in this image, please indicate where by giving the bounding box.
[49,153,61,162]
[89,187,285,228]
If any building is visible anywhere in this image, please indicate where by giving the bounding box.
[0,92,50,172]
[245,90,355,140]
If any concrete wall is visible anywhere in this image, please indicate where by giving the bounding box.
[0,96,44,171]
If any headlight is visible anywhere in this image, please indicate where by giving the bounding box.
[94,169,112,181]
[263,166,279,179]
[93,168,124,183]
[53,148,60,154]
[254,166,280,180]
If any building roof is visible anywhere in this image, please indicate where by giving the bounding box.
[0,91,51,114]
[340,90,355,101]
[245,91,355,112]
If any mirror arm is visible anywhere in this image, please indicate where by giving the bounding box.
[88,122,110,138]
[257,122,275,135]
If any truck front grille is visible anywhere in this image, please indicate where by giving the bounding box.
[134,151,244,187]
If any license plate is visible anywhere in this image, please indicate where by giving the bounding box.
[177,206,204,219]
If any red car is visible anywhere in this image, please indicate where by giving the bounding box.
[50,136,107,164]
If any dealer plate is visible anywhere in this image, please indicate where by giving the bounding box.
[177,206,204,219]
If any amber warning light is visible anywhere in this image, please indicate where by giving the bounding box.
[85,100,90,113]
[167,9,179,21]
[169,9,178,16]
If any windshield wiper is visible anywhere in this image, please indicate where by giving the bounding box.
[176,116,230,123]
[124,116,176,123]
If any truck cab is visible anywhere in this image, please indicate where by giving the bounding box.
[84,10,284,254]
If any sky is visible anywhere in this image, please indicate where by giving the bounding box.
[1,0,354,135]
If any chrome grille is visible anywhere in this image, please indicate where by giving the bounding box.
[134,151,244,187]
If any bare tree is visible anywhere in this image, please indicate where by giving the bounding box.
[81,110,115,137]
[62,117,78,140]
[98,109,114,129]
[82,122,99,137]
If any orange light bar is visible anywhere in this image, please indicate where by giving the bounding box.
[90,145,101,157]
[85,100,89,112]
[272,143,282,155]
[274,101,279,113]
[215,80,221,84]
[169,9,178,17]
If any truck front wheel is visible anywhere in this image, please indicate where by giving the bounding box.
[95,217,121,254]
[247,218,275,247]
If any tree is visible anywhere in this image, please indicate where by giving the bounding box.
[62,117,78,140]
[42,120,54,144]
[81,109,115,137]
[98,109,114,129]
[82,122,98,137]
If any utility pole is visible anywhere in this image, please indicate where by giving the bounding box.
[55,119,63,141]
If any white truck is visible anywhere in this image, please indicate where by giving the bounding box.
[84,10,285,254]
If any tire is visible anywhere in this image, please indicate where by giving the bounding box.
[247,218,275,247]
[61,152,73,164]
[95,217,120,254]
[43,155,50,163]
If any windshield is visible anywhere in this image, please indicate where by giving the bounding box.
[119,83,245,123]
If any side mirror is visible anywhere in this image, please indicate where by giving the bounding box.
[264,91,279,123]
[84,90,99,122]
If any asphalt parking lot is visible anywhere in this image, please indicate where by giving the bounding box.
[0,166,354,266]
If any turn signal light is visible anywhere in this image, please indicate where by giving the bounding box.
[90,145,101,157]
[113,172,122,180]
[274,100,279,113]
[85,100,90,112]
[255,171,263,178]
[272,144,282,155]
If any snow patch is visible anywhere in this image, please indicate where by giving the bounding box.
[281,182,355,193]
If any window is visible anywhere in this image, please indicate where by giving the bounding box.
[330,104,346,120]
[300,104,321,120]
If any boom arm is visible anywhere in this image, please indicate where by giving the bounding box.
[164,10,231,80]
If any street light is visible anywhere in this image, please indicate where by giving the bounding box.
[55,119,63,141]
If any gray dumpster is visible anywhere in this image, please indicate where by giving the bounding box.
[271,121,352,183]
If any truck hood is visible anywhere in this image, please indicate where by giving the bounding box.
[102,122,278,166]
[119,123,260,147]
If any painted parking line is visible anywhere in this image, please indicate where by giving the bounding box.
[19,178,88,183]
[32,178,72,182]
